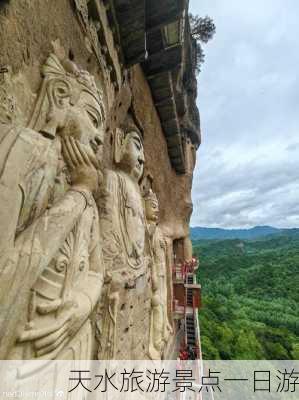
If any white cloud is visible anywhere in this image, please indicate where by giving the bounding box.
[189,0,299,228]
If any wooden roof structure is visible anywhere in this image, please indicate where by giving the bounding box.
[110,0,201,174]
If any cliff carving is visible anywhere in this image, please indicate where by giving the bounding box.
[0,50,105,360]
[0,0,200,362]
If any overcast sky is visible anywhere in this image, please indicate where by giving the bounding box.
[189,0,299,229]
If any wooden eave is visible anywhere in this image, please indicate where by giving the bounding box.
[110,0,194,174]
[143,45,183,76]
[111,0,146,66]
[145,0,186,30]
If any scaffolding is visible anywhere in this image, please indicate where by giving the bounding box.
[172,257,215,400]
[172,257,201,360]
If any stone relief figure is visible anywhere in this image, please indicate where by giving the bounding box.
[99,124,146,278]
[144,188,173,360]
[0,49,105,360]
[97,123,151,359]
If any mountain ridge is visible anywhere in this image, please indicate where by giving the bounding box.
[190,225,299,240]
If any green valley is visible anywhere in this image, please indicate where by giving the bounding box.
[193,233,299,359]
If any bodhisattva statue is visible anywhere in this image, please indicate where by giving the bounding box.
[144,189,173,360]
[0,52,105,360]
[97,125,149,359]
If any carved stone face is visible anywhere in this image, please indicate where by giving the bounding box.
[145,197,159,224]
[58,91,104,158]
[120,131,145,182]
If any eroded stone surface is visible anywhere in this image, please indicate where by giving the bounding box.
[0,0,198,361]
[144,186,173,360]
[0,50,105,360]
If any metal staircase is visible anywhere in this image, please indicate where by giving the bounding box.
[173,258,201,359]
[185,314,196,350]
[186,274,194,306]
[174,257,204,400]
[185,273,197,355]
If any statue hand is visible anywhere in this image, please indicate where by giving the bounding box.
[62,136,99,193]
[18,297,91,359]
[18,311,73,358]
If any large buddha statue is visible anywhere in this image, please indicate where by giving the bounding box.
[101,125,145,272]
[0,50,106,360]
[97,123,151,359]
[144,187,173,359]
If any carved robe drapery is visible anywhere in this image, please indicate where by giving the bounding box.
[100,170,146,275]
[148,225,173,359]
[0,125,59,358]
[0,125,104,359]
[97,169,151,359]
[0,50,106,360]
[154,227,173,343]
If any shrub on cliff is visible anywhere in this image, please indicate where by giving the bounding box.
[189,15,216,73]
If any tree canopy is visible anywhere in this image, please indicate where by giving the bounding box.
[193,233,299,359]
[189,14,216,73]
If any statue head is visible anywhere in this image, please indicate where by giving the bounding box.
[30,53,105,159]
[114,124,145,182]
[144,188,159,224]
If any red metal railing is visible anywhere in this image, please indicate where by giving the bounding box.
[172,257,202,361]
[172,257,199,281]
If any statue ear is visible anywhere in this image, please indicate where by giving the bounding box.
[50,79,71,109]
[39,79,71,139]
[114,128,125,164]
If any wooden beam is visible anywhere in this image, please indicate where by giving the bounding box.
[146,0,186,28]
[111,0,146,66]
[146,9,183,33]
[143,44,182,76]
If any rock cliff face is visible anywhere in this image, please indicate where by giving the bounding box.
[0,0,200,360]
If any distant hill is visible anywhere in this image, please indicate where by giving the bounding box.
[190,225,299,240]
[193,234,299,359]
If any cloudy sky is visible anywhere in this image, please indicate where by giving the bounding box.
[189,0,299,228]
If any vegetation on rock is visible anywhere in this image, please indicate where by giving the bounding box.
[189,14,216,73]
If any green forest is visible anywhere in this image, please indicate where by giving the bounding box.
[193,232,299,359]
